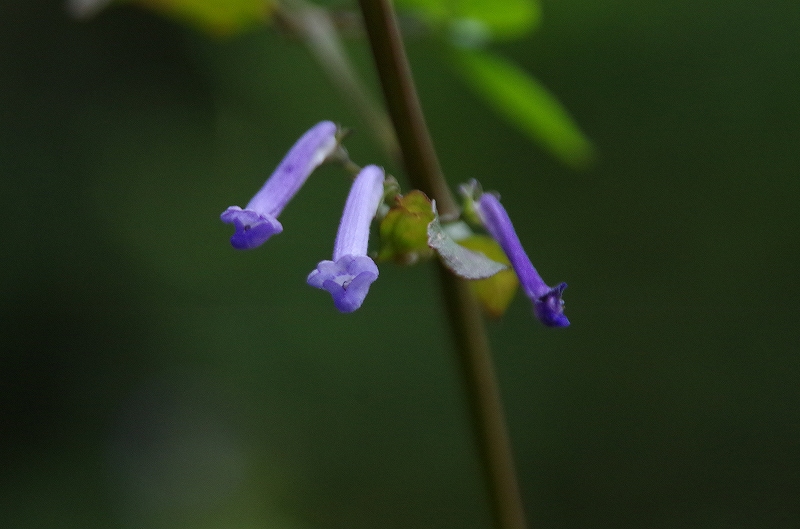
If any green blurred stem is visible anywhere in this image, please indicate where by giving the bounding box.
[275,0,399,162]
[357,1,528,528]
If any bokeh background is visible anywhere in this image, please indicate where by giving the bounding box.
[2,1,798,528]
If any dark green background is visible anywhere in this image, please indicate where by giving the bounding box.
[2,1,798,527]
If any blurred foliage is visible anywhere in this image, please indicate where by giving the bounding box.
[131,0,273,33]
[94,0,591,168]
[396,0,541,40]
[452,48,595,169]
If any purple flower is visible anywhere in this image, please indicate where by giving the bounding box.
[221,121,339,250]
[307,165,385,313]
[475,192,569,327]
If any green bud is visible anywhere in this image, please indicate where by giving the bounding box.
[377,190,436,265]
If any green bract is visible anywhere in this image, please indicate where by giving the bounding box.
[377,191,436,265]
[377,190,508,283]
[427,217,507,280]
[457,235,519,318]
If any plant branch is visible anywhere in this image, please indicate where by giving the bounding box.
[356,0,457,218]
[275,0,400,163]
[358,1,528,528]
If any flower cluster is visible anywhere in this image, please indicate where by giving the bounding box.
[221,122,568,326]
[221,121,383,312]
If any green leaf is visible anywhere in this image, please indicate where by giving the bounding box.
[132,0,272,35]
[452,49,595,169]
[428,217,507,280]
[397,0,541,41]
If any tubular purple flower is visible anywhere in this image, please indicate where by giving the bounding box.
[220,121,339,250]
[475,192,569,327]
[307,165,385,313]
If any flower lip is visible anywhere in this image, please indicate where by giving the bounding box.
[533,282,570,328]
[221,121,339,250]
[474,190,569,328]
[220,207,282,250]
[308,165,385,313]
[307,255,379,313]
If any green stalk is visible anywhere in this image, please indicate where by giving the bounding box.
[357,2,528,528]
[274,0,400,162]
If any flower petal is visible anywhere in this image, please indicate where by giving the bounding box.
[220,206,283,250]
[307,255,379,313]
[246,121,339,218]
[332,165,385,260]
[533,282,570,327]
[475,191,569,327]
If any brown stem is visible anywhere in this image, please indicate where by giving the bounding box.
[356,0,458,218]
[437,267,528,529]
[357,1,528,527]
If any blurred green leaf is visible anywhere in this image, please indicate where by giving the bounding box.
[452,48,595,169]
[397,0,541,41]
[133,0,272,34]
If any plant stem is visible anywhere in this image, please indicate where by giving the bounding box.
[275,0,400,162]
[356,0,457,218]
[438,268,528,529]
[357,2,528,528]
